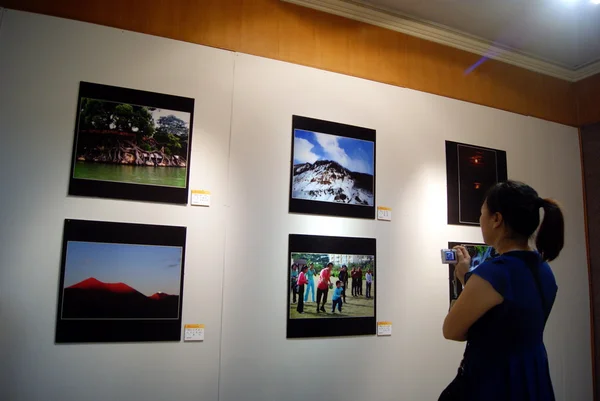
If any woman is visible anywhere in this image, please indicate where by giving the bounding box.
[440,180,563,401]
[365,269,373,299]
[290,263,299,304]
[304,263,316,303]
[357,267,363,296]
[296,265,309,314]
[316,263,333,313]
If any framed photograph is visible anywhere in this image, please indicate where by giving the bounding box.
[55,219,187,343]
[68,82,195,204]
[289,115,376,219]
[287,234,376,338]
[445,141,507,226]
[447,242,498,308]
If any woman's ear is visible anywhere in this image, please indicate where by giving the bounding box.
[492,212,503,229]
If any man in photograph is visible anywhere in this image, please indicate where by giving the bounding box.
[338,265,349,303]
[316,263,333,313]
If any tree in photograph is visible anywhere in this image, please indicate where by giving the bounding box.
[77,99,188,167]
[79,99,155,140]
[156,115,189,157]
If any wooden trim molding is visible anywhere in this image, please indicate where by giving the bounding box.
[0,0,585,126]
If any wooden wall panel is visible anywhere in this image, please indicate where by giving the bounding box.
[0,0,583,126]
[577,74,600,126]
[581,123,600,401]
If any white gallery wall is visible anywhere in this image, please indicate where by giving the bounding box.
[0,8,592,401]
[0,9,235,401]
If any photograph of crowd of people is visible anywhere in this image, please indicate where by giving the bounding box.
[289,252,375,319]
[447,242,499,308]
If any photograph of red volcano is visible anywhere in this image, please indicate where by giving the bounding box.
[60,241,182,320]
[63,277,180,319]
[55,219,186,343]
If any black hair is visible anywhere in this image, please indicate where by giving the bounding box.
[335,280,341,285]
[484,180,564,261]
[301,265,308,272]
[327,262,333,267]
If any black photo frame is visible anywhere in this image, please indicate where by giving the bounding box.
[289,115,376,219]
[445,141,507,226]
[55,219,187,343]
[287,234,376,339]
[447,242,498,309]
[68,81,195,204]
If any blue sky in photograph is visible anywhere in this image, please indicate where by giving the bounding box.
[293,129,374,175]
[63,241,182,296]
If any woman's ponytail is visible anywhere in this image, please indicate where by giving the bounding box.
[535,198,565,262]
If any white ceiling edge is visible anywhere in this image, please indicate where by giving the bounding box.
[573,61,600,82]
[282,0,600,82]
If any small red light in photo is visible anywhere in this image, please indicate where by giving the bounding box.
[474,182,481,189]
[469,151,485,166]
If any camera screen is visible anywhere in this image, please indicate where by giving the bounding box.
[445,251,455,261]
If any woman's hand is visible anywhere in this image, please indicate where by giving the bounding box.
[453,246,471,285]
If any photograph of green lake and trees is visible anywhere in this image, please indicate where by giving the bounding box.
[73,97,191,188]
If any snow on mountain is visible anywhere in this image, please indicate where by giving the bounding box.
[149,292,172,300]
[292,160,374,206]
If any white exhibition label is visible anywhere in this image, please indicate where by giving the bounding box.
[191,190,211,207]
[377,207,392,221]
[184,324,205,342]
[377,321,392,336]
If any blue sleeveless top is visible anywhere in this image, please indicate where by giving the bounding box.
[462,251,558,401]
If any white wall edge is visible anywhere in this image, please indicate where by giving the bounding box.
[282,0,597,82]
[0,8,6,32]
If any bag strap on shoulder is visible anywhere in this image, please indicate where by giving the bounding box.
[501,253,549,323]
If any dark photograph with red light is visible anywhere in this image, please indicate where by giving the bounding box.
[445,141,507,226]
[55,219,187,343]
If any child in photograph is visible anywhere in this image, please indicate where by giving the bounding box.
[331,281,343,313]
[304,263,316,303]
[365,269,373,299]
[316,262,333,313]
[296,265,309,313]
[290,263,299,304]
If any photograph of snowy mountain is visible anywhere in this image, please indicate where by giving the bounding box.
[289,116,376,219]
[55,219,187,343]
[292,130,374,205]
